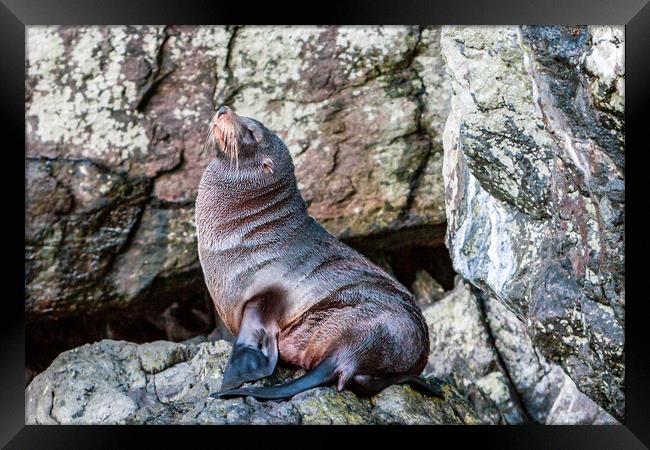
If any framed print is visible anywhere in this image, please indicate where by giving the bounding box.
[3,0,648,447]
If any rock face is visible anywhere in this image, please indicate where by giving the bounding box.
[440,26,624,420]
[25,25,449,323]
[25,25,453,378]
[421,277,616,425]
[25,339,480,425]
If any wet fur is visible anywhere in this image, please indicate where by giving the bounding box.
[196,107,434,400]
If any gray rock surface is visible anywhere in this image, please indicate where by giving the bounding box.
[422,277,527,424]
[411,269,446,306]
[25,339,480,425]
[440,25,624,420]
[421,278,617,424]
[483,293,617,424]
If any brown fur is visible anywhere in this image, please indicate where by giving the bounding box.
[196,106,430,396]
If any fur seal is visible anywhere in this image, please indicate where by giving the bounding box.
[196,105,442,400]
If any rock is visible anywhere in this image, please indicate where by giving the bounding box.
[25,339,481,425]
[411,269,445,306]
[25,25,450,323]
[422,278,617,425]
[25,158,150,317]
[483,294,617,424]
[545,375,620,425]
[440,25,624,420]
[136,341,193,374]
[422,277,527,424]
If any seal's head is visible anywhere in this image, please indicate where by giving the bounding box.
[207,105,293,181]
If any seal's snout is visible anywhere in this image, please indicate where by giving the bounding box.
[209,105,246,162]
[216,105,230,118]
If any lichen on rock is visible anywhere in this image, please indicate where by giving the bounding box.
[440,25,624,421]
[25,25,450,323]
[25,339,480,425]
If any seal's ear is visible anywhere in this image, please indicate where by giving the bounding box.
[262,156,274,174]
[243,125,263,146]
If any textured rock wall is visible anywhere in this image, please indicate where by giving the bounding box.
[26,25,449,322]
[440,25,624,420]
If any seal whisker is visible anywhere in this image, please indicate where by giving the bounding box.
[201,128,215,158]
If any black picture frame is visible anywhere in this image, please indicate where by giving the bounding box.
[4,0,648,447]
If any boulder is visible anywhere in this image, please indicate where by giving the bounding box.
[411,269,446,306]
[421,277,617,424]
[422,277,527,424]
[25,339,480,425]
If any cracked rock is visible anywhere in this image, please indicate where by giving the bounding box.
[422,278,617,425]
[440,25,624,420]
[26,339,480,425]
[422,277,527,424]
[26,25,450,322]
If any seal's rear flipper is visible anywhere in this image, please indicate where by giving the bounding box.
[213,358,337,401]
[347,373,446,398]
[398,376,445,398]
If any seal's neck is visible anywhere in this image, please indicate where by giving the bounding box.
[196,159,308,248]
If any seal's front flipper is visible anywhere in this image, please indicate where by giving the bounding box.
[221,339,278,391]
[220,300,279,391]
[214,357,337,401]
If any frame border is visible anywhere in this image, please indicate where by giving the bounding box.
[4,0,648,447]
